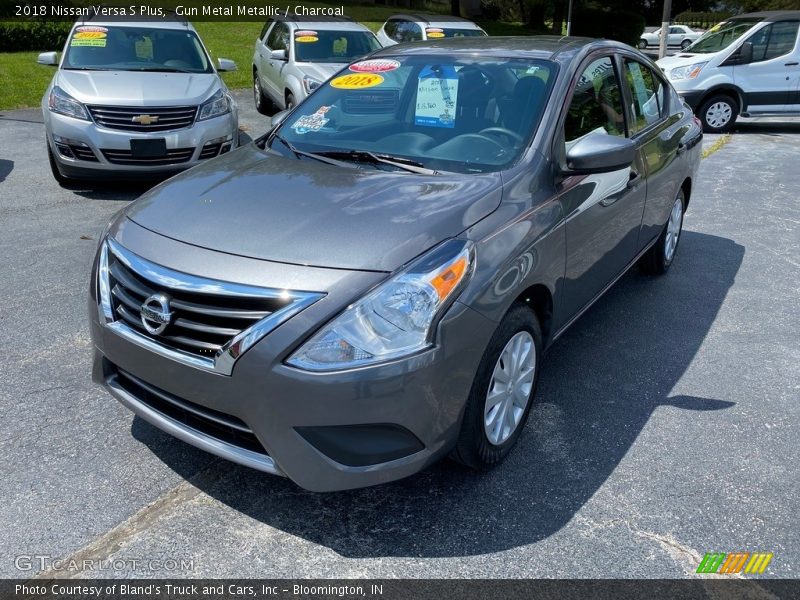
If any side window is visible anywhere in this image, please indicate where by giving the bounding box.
[669,27,681,35]
[259,20,272,43]
[564,57,626,146]
[267,22,288,51]
[395,21,423,43]
[764,21,800,61]
[624,59,665,133]
[384,20,398,39]
[392,20,409,43]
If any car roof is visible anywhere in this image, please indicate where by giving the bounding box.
[72,18,194,32]
[372,35,625,62]
[388,14,483,28]
[728,10,800,21]
[271,14,370,32]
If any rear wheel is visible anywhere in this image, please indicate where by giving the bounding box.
[698,94,739,133]
[253,71,270,115]
[451,304,542,469]
[681,39,692,50]
[640,189,685,275]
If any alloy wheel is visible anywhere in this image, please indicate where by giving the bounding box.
[664,196,683,262]
[484,331,536,446]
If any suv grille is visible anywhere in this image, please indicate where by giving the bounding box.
[102,147,194,166]
[99,240,324,375]
[88,105,198,132]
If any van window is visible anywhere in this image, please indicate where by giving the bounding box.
[688,18,762,53]
[747,21,800,62]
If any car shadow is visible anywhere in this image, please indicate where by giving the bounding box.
[0,159,13,183]
[66,179,157,201]
[734,118,800,135]
[134,230,744,558]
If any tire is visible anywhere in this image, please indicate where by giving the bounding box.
[285,92,296,111]
[681,39,692,50]
[638,39,647,49]
[698,94,739,133]
[639,189,685,275]
[253,71,270,115]
[47,143,70,186]
[451,304,542,470]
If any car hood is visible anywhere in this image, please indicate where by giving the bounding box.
[296,62,347,83]
[124,143,502,272]
[656,53,708,70]
[56,69,220,105]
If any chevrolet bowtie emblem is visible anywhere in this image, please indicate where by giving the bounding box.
[132,114,159,125]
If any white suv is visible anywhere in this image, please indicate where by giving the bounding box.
[252,15,381,113]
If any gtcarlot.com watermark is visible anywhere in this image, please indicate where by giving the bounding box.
[14,554,194,573]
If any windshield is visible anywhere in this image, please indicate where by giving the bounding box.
[271,56,556,174]
[686,19,762,54]
[293,29,381,63]
[63,25,212,72]
[426,27,487,38]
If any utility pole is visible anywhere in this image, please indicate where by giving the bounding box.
[658,0,672,59]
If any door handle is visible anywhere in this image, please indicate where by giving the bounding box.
[786,62,799,66]
[677,143,687,156]
[627,171,643,190]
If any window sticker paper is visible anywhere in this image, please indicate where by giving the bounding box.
[415,65,458,128]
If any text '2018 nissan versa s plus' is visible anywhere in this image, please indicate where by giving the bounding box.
[90,37,702,492]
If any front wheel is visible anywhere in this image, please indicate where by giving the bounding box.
[698,94,739,133]
[285,92,296,111]
[253,71,270,115]
[451,304,542,469]
[640,190,685,275]
[638,39,648,49]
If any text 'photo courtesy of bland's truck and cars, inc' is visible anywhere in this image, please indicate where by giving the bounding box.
[13,3,347,18]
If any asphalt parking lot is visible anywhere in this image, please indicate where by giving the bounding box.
[1,90,798,579]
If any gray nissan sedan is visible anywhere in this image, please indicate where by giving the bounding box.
[90,37,702,491]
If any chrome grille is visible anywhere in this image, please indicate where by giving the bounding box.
[88,105,198,132]
[98,240,324,375]
[102,147,194,166]
[70,145,99,161]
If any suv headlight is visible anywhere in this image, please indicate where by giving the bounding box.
[48,86,89,120]
[287,239,474,371]
[197,89,231,120]
[303,75,322,94]
[669,62,708,81]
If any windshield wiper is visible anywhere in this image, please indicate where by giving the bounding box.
[271,134,352,168]
[313,150,438,175]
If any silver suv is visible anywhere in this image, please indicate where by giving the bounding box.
[252,15,381,113]
[38,17,239,184]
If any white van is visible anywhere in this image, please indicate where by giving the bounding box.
[657,11,800,132]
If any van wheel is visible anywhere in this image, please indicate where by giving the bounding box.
[451,304,542,470]
[698,94,738,133]
[253,71,270,115]
[638,39,647,49]
[640,189,685,275]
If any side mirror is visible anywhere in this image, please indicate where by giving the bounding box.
[270,49,287,61]
[217,58,238,72]
[565,133,636,174]
[37,52,58,66]
[737,41,753,64]
[270,109,290,129]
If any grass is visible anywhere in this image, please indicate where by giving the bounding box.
[2,0,543,110]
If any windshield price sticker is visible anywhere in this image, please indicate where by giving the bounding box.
[295,30,319,42]
[415,65,459,128]
[350,59,401,73]
[426,28,446,38]
[331,74,384,90]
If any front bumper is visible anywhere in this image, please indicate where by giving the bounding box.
[676,89,705,111]
[89,228,496,492]
[45,108,238,179]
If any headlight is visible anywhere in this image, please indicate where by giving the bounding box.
[287,239,474,371]
[197,89,231,120]
[302,75,322,94]
[669,62,708,81]
[48,86,89,120]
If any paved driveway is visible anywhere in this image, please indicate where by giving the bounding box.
[0,92,797,579]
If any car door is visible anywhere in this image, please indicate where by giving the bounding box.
[733,20,800,113]
[668,27,683,46]
[262,21,290,101]
[619,56,685,248]
[255,20,274,86]
[556,55,647,319]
